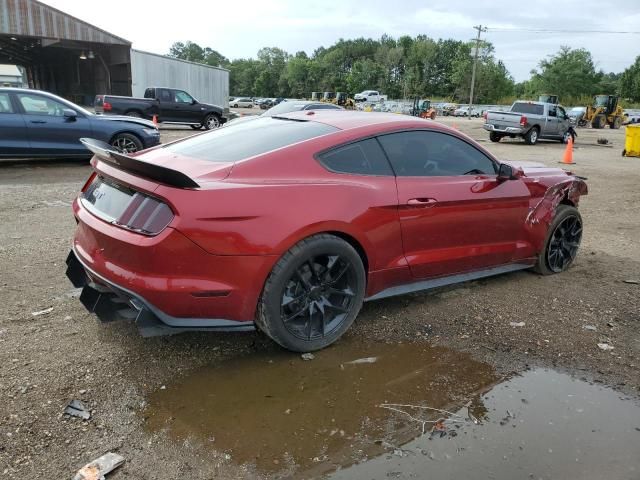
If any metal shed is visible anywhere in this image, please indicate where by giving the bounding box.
[0,0,228,107]
[131,50,229,108]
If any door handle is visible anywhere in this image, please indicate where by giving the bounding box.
[407,198,437,207]
[30,120,46,124]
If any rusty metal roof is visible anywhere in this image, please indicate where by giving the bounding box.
[0,0,131,45]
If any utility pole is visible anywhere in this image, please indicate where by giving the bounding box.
[468,24,487,119]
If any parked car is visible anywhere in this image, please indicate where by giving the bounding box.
[354,90,387,103]
[567,107,586,126]
[263,100,343,116]
[66,110,587,352]
[95,87,226,130]
[230,97,254,108]
[453,106,482,117]
[0,88,159,158]
[484,101,573,145]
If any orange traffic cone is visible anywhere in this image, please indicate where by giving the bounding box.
[560,135,575,165]
[152,114,158,126]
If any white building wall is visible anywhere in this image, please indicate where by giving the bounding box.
[130,49,229,108]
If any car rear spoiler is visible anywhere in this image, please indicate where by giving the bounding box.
[79,138,199,189]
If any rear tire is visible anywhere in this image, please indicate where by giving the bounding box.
[611,117,622,129]
[489,131,502,143]
[110,133,143,153]
[524,127,539,145]
[124,111,142,118]
[255,234,366,352]
[533,205,582,275]
[203,113,221,130]
[190,124,203,130]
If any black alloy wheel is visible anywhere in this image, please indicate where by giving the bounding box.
[546,214,582,273]
[281,254,357,341]
[256,234,366,352]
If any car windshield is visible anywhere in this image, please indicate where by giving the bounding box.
[163,116,338,162]
[262,102,309,116]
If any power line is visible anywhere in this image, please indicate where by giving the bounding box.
[488,27,640,34]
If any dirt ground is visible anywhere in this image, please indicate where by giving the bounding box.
[0,117,638,479]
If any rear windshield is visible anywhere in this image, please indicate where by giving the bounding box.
[163,117,338,162]
[263,102,307,116]
[511,102,544,115]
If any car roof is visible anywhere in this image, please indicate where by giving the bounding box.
[275,110,452,132]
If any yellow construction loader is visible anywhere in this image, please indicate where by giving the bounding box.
[582,95,624,129]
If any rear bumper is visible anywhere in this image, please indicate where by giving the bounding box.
[483,124,523,134]
[66,249,256,336]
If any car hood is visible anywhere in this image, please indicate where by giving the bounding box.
[94,115,156,129]
[505,160,570,177]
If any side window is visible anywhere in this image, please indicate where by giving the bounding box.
[174,90,193,103]
[0,93,14,113]
[17,93,66,116]
[378,131,496,177]
[159,89,172,102]
[558,106,567,119]
[318,138,393,176]
[548,105,557,117]
[144,88,154,99]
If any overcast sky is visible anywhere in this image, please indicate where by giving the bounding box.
[41,0,640,81]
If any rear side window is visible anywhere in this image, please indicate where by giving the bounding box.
[511,103,544,115]
[318,138,393,176]
[163,117,338,162]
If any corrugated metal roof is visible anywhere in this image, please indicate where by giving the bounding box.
[0,63,21,76]
[0,0,130,45]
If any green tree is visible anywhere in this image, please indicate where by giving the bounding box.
[529,47,602,98]
[620,56,640,102]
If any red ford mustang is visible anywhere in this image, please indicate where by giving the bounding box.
[66,111,587,352]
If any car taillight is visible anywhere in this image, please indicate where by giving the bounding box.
[520,115,527,127]
[81,172,97,192]
[81,176,174,235]
[103,101,112,111]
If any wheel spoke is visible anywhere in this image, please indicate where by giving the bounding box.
[282,291,307,307]
[284,301,308,322]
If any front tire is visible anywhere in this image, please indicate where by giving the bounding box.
[110,133,143,153]
[593,115,606,129]
[524,127,539,145]
[534,205,582,275]
[190,124,203,130]
[255,234,366,352]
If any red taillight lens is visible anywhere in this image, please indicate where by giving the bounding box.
[81,176,174,235]
[520,115,527,127]
[103,101,112,111]
[81,172,97,192]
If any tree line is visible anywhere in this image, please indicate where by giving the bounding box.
[169,38,640,105]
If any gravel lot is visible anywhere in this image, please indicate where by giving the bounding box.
[0,117,638,479]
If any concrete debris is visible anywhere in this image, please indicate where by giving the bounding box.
[623,279,639,285]
[73,452,124,480]
[301,353,315,361]
[31,307,53,316]
[583,325,597,331]
[597,343,614,351]
[64,399,91,420]
[510,322,526,327]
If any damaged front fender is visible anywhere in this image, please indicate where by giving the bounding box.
[525,177,588,251]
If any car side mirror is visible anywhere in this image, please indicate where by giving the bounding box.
[191,99,197,105]
[497,163,517,181]
[63,109,77,120]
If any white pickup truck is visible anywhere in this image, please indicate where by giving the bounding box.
[354,90,388,103]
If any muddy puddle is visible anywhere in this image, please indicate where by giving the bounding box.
[144,341,497,477]
[144,341,640,479]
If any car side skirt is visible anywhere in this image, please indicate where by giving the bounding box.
[365,261,534,302]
